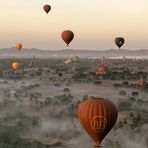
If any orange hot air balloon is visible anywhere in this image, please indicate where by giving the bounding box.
[16,43,22,51]
[43,5,51,14]
[12,62,20,70]
[61,30,74,46]
[77,97,118,147]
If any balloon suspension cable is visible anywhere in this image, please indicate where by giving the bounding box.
[117,47,120,57]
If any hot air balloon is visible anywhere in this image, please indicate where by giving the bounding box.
[43,5,51,14]
[77,97,118,147]
[12,62,20,70]
[114,37,125,49]
[16,43,22,51]
[61,30,74,46]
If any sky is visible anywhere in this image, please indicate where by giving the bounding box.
[0,0,148,50]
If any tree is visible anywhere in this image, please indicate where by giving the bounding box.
[122,81,129,86]
[132,91,139,97]
[63,88,70,93]
[94,80,102,85]
[129,97,136,102]
[119,91,126,96]
[129,112,135,118]
[118,100,132,111]
[137,99,144,106]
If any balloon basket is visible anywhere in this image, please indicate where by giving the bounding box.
[94,145,101,147]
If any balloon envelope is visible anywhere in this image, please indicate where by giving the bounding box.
[12,62,20,70]
[77,97,118,147]
[16,43,22,51]
[43,5,51,14]
[114,37,125,49]
[61,30,74,46]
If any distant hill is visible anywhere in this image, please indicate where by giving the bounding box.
[0,48,147,59]
[0,47,44,54]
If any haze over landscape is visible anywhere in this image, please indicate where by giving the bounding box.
[0,0,148,50]
[0,48,148,59]
[0,1,148,148]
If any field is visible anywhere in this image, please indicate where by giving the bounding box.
[0,58,147,148]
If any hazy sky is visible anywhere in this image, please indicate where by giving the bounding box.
[0,0,148,50]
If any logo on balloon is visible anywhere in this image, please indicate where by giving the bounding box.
[91,116,107,133]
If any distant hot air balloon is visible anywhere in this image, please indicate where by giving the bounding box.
[61,30,74,46]
[114,37,125,49]
[12,62,20,70]
[43,5,51,14]
[77,97,118,147]
[16,43,22,51]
